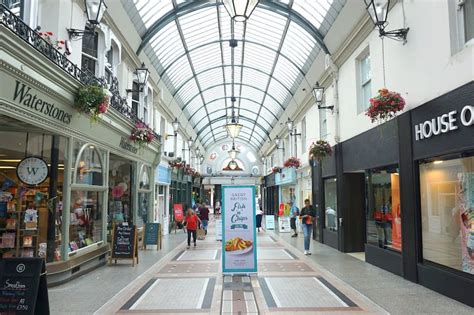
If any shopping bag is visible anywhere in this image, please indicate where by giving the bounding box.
[197,228,206,240]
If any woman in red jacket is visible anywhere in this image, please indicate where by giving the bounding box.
[184,208,201,249]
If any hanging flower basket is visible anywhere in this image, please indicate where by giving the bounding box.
[74,84,109,123]
[130,122,155,146]
[272,166,282,174]
[184,165,196,176]
[283,157,301,168]
[309,140,332,162]
[366,88,406,123]
[170,159,185,169]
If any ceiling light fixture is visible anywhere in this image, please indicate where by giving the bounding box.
[225,97,243,139]
[221,0,260,22]
[228,140,240,160]
[67,0,107,40]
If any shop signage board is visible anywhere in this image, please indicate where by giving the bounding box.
[215,219,222,241]
[265,215,275,230]
[275,167,297,185]
[173,204,184,222]
[110,224,138,266]
[143,223,161,250]
[0,257,49,314]
[278,217,291,233]
[222,186,257,274]
[414,105,473,141]
[119,137,138,154]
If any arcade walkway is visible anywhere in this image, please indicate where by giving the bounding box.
[49,218,473,314]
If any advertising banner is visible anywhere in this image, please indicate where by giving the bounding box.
[279,217,291,232]
[222,186,257,274]
[173,204,184,222]
[265,215,275,230]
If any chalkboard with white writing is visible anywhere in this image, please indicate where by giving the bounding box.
[111,224,136,259]
[0,257,49,315]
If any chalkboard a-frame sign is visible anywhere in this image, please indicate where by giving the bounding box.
[109,223,139,266]
[0,258,49,315]
[142,223,162,250]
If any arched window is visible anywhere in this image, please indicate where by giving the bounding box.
[137,164,152,228]
[139,165,151,190]
[73,143,104,186]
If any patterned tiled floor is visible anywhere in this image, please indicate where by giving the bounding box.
[95,219,388,314]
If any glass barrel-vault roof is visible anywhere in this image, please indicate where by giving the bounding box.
[122,0,346,149]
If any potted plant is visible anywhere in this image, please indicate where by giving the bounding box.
[283,157,301,168]
[130,122,155,146]
[366,88,406,123]
[309,140,332,162]
[74,84,109,123]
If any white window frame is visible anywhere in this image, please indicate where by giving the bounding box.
[357,48,371,114]
[457,0,474,46]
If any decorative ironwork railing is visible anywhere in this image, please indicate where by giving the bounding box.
[0,4,160,141]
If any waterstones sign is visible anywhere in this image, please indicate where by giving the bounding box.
[414,105,473,141]
[119,137,138,154]
[12,80,72,124]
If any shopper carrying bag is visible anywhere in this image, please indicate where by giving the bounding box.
[184,208,201,249]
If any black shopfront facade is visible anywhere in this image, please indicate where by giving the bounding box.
[313,81,473,306]
[264,173,278,215]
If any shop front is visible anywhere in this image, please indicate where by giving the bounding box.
[155,164,170,235]
[402,81,473,306]
[312,82,473,306]
[263,173,278,215]
[0,32,160,285]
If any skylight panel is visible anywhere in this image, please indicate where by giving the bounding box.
[140,1,173,28]
[240,85,265,104]
[189,43,221,74]
[208,111,225,122]
[197,67,225,91]
[185,97,204,114]
[194,116,209,131]
[166,57,193,88]
[241,68,270,91]
[176,80,200,105]
[239,99,260,114]
[292,0,333,31]
[245,9,286,50]
[272,56,301,91]
[202,86,226,104]
[243,43,276,74]
[267,79,291,106]
[180,7,219,50]
[281,22,316,69]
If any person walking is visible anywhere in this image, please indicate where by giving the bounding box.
[300,199,316,255]
[289,201,300,237]
[184,208,201,249]
[214,200,221,218]
[198,203,210,235]
[256,208,264,232]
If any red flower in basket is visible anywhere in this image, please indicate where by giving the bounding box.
[366,88,406,123]
[284,157,301,168]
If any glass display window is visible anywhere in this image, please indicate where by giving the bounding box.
[70,142,106,253]
[420,155,474,275]
[137,165,152,228]
[108,154,134,236]
[366,166,402,252]
[73,142,104,186]
[324,178,338,231]
[0,127,66,262]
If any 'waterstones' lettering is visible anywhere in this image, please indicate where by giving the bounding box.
[12,80,72,124]
[119,137,138,154]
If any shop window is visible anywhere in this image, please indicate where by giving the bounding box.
[73,143,104,185]
[0,130,66,261]
[366,166,402,251]
[108,154,134,237]
[81,25,98,76]
[324,178,338,231]
[357,49,371,114]
[420,155,474,275]
[70,190,103,252]
[70,142,106,253]
[137,165,151,228]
